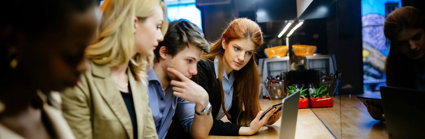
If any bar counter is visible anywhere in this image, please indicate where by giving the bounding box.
[208,95,388,139]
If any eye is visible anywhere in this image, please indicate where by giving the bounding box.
[187,59,194,63]
[246,51,253,56]
[156,25,162,30]
[411,33,422,41]
[234,46,240,51]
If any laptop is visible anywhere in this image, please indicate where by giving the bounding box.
[279,91,300,139]
[380,86,425,139]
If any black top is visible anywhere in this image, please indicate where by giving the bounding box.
[194,59,242,135]
[120,89,138,139]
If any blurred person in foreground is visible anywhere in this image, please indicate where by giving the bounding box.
[0,0,100,138]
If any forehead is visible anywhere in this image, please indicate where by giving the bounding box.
[228,38,256,51]
[173,44,202,58]
[147,5,163,21]
[396,28,424,41]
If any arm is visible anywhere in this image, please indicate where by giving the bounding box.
[60,76,92,139]
[167,68,213,138]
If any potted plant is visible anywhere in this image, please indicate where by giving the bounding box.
[287,86,309,108]
[310,85,333,108]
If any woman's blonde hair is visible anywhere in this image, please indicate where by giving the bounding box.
[203,18,263,126]
[87,0,168,80]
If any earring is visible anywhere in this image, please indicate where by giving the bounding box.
[134,30,136,34]
[9,47,18,69]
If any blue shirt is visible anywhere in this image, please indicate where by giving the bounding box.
[214,58,235,120]
[147,69,195,139]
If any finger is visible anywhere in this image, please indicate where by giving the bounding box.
[167,67,189,81]
[254,111,264,121]
[170,80,186,88]
[273,108,282,114]
[172,87,184,93]
[173,91,185,98]
[261,108,277,122]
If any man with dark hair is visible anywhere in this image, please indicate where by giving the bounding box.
[148,20,212,139]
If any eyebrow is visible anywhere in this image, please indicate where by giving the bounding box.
[233,44,255,52]
[186,56,199,61]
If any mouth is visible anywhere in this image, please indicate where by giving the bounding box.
[234,61,243,67]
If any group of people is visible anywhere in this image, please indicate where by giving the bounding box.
[0,0,281,138]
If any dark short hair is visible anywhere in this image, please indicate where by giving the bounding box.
[154,19,209,62]
[0,0,97,82]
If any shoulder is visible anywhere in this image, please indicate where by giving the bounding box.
[197,59,215,75]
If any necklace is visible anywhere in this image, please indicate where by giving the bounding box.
[116,82,129,92]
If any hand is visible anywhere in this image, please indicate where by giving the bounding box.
[243,108,278,135]
[266,108,282,125]
[167,68,209,110]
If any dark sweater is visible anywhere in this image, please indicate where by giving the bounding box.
[194,59,242,135]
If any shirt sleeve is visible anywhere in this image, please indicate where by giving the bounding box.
[175,98,195,133]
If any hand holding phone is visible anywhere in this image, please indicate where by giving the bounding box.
[260,103,282,120]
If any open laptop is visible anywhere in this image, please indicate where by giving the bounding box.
[380,86,425,139]
[279,91,300,139]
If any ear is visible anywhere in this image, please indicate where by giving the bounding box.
[158,46,168,60]
[221,38,227,50]
[133,17,138,30]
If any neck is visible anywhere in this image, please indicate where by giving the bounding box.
[221,57,233,75]
[110,62,129,76]
[153,62,169,91]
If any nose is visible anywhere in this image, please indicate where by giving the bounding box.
[157,32,164,42]
[77,58,89,73]
[237,52,245,62]
[188,64,198,76]
[409,40,419,51]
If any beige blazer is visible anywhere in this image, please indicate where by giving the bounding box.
[0,92,75,139]
[61,62,157,139]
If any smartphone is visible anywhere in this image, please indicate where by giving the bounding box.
[260,103,283,120]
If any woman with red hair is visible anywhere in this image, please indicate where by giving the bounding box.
[195,18,281,136]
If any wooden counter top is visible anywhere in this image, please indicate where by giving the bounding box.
[208,100,334,139]
[208,95,388,139]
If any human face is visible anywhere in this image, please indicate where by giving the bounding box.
[30,6,101,91]
[394,28,425,60]
[222,39,256,73]
[134,5,164,57]
[164,44,202,80]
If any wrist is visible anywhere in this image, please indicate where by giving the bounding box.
[195,93,209,109]
[195,102,212,116]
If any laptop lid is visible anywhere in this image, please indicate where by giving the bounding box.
[279,91,300,139]
[380,86,425,139]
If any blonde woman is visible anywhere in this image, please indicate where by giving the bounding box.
[60,0,167,138]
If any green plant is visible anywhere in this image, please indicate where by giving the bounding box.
[311,85,329,98]
[287,86,307,98]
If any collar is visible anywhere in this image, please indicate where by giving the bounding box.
[214,58,234,81]
[147,69,159,82]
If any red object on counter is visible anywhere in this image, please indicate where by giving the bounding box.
[310,97,334,108]
[299,98,309,108]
